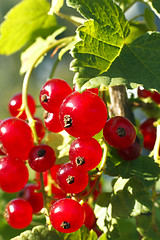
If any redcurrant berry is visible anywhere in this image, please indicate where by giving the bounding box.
[28,144,56,172]
[151,90,160,104]
[103,116,136,149]
[56,162,89,194]
[8,93,36,120]
[43,111,63,133]
[59,91,107,138]
[117,139,142,161]
[39,78,72,113]
[0,156,29,193]
[49,198,85,233]
[19,183,43,213]
[139,118,156,150]
[69,138,102,171]
[137,86,151,98]
[82,202,96,230]
[4,198,32,229]
[0,117,34,160]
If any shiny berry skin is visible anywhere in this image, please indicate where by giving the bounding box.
[19,183,43,213]
[82,202,96,230]
[28,144,56,172]
[0,156,29,193]
[69,138,102,171]
[137,86,151,98]
[8,93,36,120]
[43,111,63,133]
[139,118,156,150]
[103,116,136,149]
[4,198,33,229]
[117,139,142,161]
[34,117,45,143]
[59,91,107,138]
[0,118,34,160]
[49,198,85,233]
[39,78,72,113]
[56,162,89,194]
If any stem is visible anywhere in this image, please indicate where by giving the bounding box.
[21,36,74,143]
[152,184,158,231]
[149,122,160,164]
[49,57,60,79]
[40,173,51,226]
[55,12,85,27]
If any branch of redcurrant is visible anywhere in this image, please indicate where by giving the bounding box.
[21,36,74,143]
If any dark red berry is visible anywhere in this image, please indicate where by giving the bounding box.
[0,117,34,160]
[151,90,160,104]
[49,198,85,233]
[39,78,72,113]
[56,162,89,194]
[43,111,63,133]
[139,118,156,150]
[0,156,29,193]
[137,86,151,99]
[28,144,56,172]
[8,93,36,120]
[19,183,43,213]
[69,138,102,171]
[117,139,142,161]
[59,91,107,138]
[103,116,136,149]
[4,198,32,229]
[82,202,96,230]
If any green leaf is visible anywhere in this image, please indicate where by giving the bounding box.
[105,155,160,187]
[67,0,130,91]
[20,27,66,74]
[11,225,98,240]
[105,32,160,91]
[95,193,120,239]
[111,189,135,218]
[0,0,58,55]
[11,225,62,240]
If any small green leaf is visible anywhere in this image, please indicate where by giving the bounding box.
[20,27,66,74]
[67,0,130,91]
[105,155,160,187]
[0,0,58,55]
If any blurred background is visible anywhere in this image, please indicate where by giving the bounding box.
[0,1,160,239]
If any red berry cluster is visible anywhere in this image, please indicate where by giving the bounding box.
[0,78,141,234]
[39,78,107,233]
